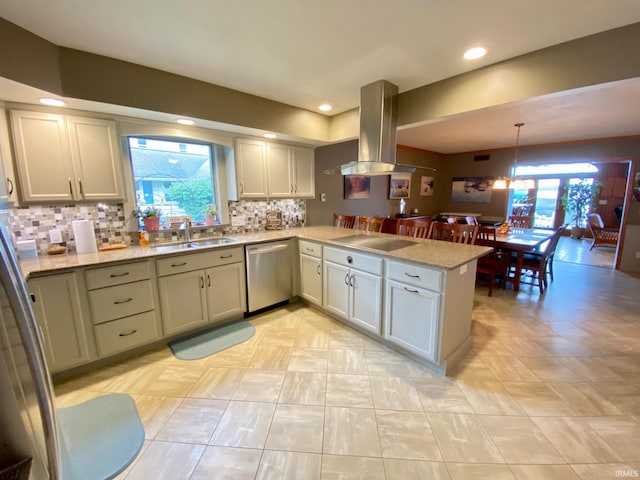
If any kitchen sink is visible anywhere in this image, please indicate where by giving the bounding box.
[330,234,419,252]
[150,237,236,253]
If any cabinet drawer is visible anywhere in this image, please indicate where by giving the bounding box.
[324,246,382,275]
[89,280,154,324]
[86,261,150,289]
[156,247,243,276]
[299,240,322,258]
[94,311,161,357]
[385,259,442,292]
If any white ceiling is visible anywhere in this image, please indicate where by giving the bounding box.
[2,0,640,152]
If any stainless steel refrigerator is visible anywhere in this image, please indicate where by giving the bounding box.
[0,219,60,479]
[0,218,145,480]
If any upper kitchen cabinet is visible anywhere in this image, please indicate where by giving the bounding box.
[0,108,18,207]
[235,138,268,198]
[235,137,314,199]
[10,110,125,203]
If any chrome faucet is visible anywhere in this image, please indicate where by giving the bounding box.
[180,221,193,244]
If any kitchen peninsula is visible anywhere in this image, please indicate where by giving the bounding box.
[20,226,491,375]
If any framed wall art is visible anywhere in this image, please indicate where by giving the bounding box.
[420,176,434,196]
[451,176,494,203]
[389,173,411,199]
[344,175,371,199]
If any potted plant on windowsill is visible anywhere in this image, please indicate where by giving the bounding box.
[132,206,162,232]
[560,179,600,239]
[204,204,218,226]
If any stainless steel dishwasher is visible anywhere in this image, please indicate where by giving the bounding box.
[245,240,292,313]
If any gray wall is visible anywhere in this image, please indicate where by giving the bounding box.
[307,141,442,226]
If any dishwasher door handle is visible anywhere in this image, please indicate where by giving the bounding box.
[248,244,289,255]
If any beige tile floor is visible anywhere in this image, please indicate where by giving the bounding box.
[55,261,640,479]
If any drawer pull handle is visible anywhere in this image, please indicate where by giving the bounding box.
[349,274,354,287]
[200,276,205,288]
[207,274,211,287]
[220,254,233,259]
[171,262,188,267]
[316,264,321,275]
[344,273,349,285]
[109,272,130,278]
[119,329,137,337]
[305,247,314,252]
[68,178,73,196]
[7,177,13,195]
[404,273,421,279]
[114,298,133,304]
[404,287,419,294]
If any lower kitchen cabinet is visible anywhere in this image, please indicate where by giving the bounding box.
[205,262,246,322]
[323,246,382,335]
[28,272,94,373]
[158,269,208,335]
[384,279,439,362]
[156,247,246,335]
[299,240,322,306]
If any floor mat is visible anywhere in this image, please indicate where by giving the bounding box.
[169,320,256,360]
[57,393,144,480]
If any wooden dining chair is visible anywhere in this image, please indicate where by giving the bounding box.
[356,216,384,232]
[427,222,479,244]
[333,213,356,228]
[475,226,510,296]
[514,226,565,294]
[508,215,533,229]
[397,219,431,238]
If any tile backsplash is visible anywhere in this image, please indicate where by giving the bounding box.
[3,199,306,254]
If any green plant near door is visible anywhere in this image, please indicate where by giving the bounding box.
[560,179,601,238]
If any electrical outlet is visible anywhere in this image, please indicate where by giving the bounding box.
[49,229,63,243]
[320,193,327,202]
[231,215,245,227]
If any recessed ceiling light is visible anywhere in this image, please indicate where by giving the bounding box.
[168,159,178,164]
[463,47,487,60]
[177,118,194,125]
[318,104,332,112]
[39,97,65,107]
[264,133,277,139]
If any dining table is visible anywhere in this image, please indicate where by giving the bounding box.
[476,228,556,292]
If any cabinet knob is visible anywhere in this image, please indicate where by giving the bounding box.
[346,256,353,264]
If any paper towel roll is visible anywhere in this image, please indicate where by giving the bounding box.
[72,220,98,254]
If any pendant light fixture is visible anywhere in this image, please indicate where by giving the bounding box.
[493,122,534,190]
[509,122,535,189]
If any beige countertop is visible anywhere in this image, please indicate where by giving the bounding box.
[20,226,492,278]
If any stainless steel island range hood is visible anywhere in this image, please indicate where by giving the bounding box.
[325,79,434,176]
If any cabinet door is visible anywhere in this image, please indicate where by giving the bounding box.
[236,138,268,198]
[323,261,349,320]
[0,108,17,206]
[158,270,208,335]
[292,147,315,198]
[384,280,439,362]
[28,273,93,372]
[300,254,322,306]
[67,116,124,201]
[267,143,293,197]
[11,110,75,202]
[349,269,382,335]
[205,262,246,323]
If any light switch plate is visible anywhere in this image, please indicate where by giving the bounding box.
[231,215,245,227]
[49,229,63,243]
